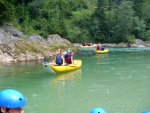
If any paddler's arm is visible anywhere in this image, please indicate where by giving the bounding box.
[71,54,74,64]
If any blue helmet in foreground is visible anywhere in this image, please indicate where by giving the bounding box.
[0,89,26,108]
[90,108,107,113]
[142,110,150,113]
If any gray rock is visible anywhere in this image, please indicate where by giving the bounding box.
[47,34,70,44]
[27,34,45,42]
[0,25,24,38]
[0,29,19,48]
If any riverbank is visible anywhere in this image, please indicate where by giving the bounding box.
[73,39,150,48]
[0,25,150,63]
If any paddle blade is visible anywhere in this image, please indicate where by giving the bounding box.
[42,62,56,74]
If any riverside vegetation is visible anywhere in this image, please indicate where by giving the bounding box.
[1,0,150,43]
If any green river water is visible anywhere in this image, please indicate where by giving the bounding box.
[0,47,150,113]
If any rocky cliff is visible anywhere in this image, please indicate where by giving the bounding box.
[0,25,77,63]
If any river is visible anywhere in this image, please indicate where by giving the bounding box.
[0,47,150,113]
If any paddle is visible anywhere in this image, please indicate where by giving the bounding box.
[42,62,56,74]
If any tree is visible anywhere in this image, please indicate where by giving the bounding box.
[90,0,107,42]
[0,0,14,24]
[141,0,150,40]
[141,0,150,30]
[67,9,92,42]
[115,0,135,42]
[131,0,144,18]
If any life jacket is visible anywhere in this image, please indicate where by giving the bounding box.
[65,54,72,63]
[56,55,63,65]
[101,46,105,51]
[82,42,86,46]
[97,45,101,50]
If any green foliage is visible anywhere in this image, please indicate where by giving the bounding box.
[141,0,150,38]
[0,0,14,23]
[114,1,135,42]
[67,9,92,42]
[27,0,45,19]
[131,0,144,18]
[126,35,135,43]
[144,30,150,40]
[90,0,106,41]
[141,0,150,20]
[1,0,150,43]
[132,17,146,40]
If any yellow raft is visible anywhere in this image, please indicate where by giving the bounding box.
[50,60,82,73]
[96,49,109,54]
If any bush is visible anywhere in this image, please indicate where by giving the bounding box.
[126,35,135,43]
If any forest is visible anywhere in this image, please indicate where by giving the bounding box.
[0,0,150,43]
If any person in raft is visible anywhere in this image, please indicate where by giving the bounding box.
[0,89,26,113]
[64,49,74,64]
[96,43,101,51]
[52,49,65,66]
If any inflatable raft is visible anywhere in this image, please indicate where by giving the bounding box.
[96,49,109,54]
[80,44,97,48]
[43,60,82,74]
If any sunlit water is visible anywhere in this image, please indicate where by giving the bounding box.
[0,47,150,113]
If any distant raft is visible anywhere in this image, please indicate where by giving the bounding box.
[80,44,97,48]
[43,60,82,74]
[95,49,109,54]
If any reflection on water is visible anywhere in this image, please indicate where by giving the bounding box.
[51,69,82,85]
[96,54,109,62]
[50,69,82,93]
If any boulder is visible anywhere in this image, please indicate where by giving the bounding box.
[47,34,70,44]
[27,35,45,42]
[0,25,24,38]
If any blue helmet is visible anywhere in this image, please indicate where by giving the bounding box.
[90,108,107,113]
[0,89,26,108]
[67,50,71,53]
[142,110,150,113]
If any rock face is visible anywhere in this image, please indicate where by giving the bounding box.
[27,35,44,42]
[47,34,70,44]
[0,25,76,63]
[0,25,24,38]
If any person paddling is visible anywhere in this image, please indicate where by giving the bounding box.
[64,50,74,64]
[96,43,101,51]
[52,49,65,66]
